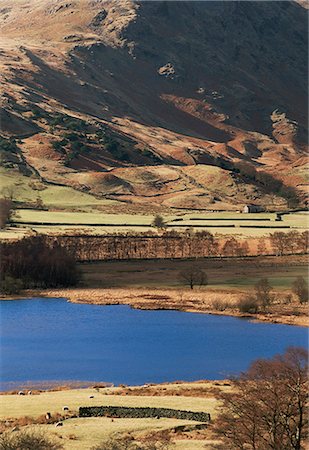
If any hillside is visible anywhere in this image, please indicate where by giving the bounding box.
[0,0,308,210]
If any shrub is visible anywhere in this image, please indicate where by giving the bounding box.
[212,299,229,311]
[237,296,259,314]
[91,435,135,450]
[0,428,63,450]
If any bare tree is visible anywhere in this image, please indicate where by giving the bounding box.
[292,277,308,304]
[257,238,267,256]
[270,232,288,256]
[255,277,273,310]
[222,237,241,257]
[178,264,208,289]
[214,347,308,450]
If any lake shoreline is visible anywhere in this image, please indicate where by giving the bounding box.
[1,287,308,327]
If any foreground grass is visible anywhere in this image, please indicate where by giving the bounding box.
[1,383,226,449]
[35,417,200,450]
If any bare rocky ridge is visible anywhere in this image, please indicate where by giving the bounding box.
[0,0,308,210]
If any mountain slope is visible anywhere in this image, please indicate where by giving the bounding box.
[0,0,308,210]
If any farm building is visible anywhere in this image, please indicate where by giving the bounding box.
[243,205,265,213]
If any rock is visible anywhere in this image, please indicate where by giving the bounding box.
[158,63,176,80]
[55,422,63,427]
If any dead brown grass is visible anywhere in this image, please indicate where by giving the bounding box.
[34,286,308,327]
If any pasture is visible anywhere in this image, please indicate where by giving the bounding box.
[3,208,308,240]
[0,383,225,449]
[80,255,308,290]
[1,168,308,239]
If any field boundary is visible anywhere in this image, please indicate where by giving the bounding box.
[79,406,211,422]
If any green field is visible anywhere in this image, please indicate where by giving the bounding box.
[0,388,217,419]
[81,256,308,290]
[2,209,307,240]
[0,169,114,209]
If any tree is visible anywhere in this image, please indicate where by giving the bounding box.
[178,265,208,289]
[0,235,79,288]
[257,238,267,256]
[270,232,288,256]
[254,277,273,310]
[237,240,250,257]
[214,347,308,450]
[237,295,259,314]
[222,237,241,257]
[292,277,308,304]
[0,198,14,229]
[152,214,166,230]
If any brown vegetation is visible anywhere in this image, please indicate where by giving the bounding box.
[214,347,308,449]
[0,1,307,209]
[292,277,309,304]
[37,230,308,262]
[0,428,63,450]
[31,286,309,327]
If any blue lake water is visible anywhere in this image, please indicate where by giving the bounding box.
[0,298,307,390]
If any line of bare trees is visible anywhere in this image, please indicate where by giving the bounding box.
[41,230,308,262]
